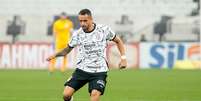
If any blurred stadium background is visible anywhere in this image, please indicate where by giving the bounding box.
[0,0,200,101]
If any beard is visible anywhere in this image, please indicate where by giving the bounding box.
[81,26,88,32]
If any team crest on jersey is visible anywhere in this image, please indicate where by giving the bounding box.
[93,32,103,42]
[80,35,87,43]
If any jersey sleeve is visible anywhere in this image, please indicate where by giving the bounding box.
[105,26,116,41]
[68,32,78,48]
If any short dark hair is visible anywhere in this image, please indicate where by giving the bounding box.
[79,9,92,16]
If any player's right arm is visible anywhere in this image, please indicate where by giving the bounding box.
[46,45,73,61]
[47,29,79,61]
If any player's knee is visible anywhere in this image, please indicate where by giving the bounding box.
[63,86,74,101]
[90,89,101,97]
[63,95,72,101]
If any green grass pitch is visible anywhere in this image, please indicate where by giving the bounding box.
[0,69,201,101]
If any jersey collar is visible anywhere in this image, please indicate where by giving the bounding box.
[83,23,96,33]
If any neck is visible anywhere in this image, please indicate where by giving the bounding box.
[88,23,94,31]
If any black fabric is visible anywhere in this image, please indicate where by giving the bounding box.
[64,68,107,95]
[110,34,116,41]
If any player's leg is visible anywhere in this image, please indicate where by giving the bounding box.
[88,74,107,101]
[90,89,102,101]
[49,58,56,72]
[64,69,88,101]
[63,86,75,101]
[61,55,67,72]
[49,43,58,72]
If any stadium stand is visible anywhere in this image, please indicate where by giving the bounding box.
[164,16,200,41]
[0,0,199,42]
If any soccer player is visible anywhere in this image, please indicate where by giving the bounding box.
[46,9,127,101]
[49,12,73,72]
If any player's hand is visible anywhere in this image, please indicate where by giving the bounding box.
[46,55,56,61]
[119,59,127,69]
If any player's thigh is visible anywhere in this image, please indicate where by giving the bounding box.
[64,78,87,92]
[88,75,107,95]
[55,43,66,51]
[64,70,88,92]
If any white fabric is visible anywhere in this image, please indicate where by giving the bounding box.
[69,24,116,73]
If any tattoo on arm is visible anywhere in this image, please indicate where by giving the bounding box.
[55,45,73,57]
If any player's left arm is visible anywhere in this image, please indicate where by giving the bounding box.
[112,36,127,69]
